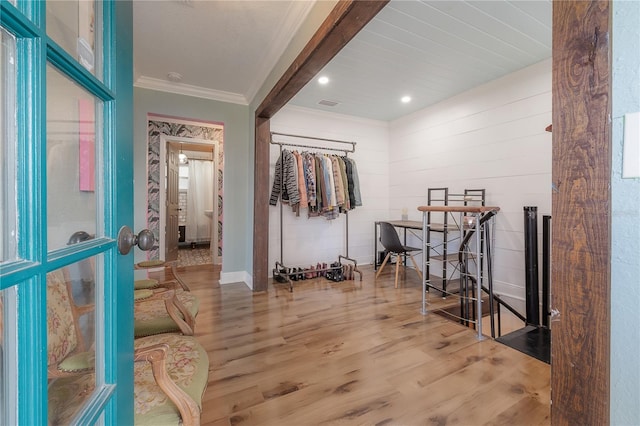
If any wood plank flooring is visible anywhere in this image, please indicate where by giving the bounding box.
[156,264,550,426]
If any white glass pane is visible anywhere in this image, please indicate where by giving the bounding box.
[47,65,103,252]
[47,257,98,424]
[46,0,102,79]
[1,27,18,264]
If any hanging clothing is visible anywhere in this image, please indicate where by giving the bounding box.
[269,150,300,207]
[286,150,300,208]
[345,157,362,206]
[313,154,325,215]
[323,155,336,209]
[269,153,284,206]
[343,157,356,209]
[269,147,362,218]
[292,151,308,210]
[337,156,350,211]
[330,156,345,208]
[303,152,316,207]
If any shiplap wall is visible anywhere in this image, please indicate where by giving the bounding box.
[269,106,389,270]
[269,60,551,309]
[389,59,552,309]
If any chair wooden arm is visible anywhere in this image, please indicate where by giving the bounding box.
[163,293,195,336]
[75,303,94,317]
[134,343,201,426]
[170,263,191,291]
[144,289,195,335]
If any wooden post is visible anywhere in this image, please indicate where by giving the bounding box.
[552,1,611,423]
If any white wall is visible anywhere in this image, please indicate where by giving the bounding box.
[389,59,552,309]
[269,105,389,270]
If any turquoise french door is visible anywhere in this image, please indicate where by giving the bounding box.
[0,0,133,424]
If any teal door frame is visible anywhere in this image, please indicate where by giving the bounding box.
[0,0,134,424]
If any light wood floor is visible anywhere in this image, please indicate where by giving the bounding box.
[157,263,550,426]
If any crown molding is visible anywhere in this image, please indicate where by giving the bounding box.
[135,76,248,105]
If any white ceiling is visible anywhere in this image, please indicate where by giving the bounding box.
[133,0,315,104]
[133,0,552,122]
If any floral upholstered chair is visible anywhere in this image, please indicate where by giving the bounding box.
[47,269,95,377]
[134,288,199,337]
[47,269,209,425]
[133,260,199,337]
[132,334,209,425]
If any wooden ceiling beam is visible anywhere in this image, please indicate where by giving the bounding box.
[255,0,389,120]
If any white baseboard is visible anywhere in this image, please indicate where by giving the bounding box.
[219,271,253,289]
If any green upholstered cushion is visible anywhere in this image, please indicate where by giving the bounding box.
[134,289,154,301]
[135,279,159,290]
[133,334,209,425]
[134,293,200,338]
[57,351,95,373]
[137,260,165,268]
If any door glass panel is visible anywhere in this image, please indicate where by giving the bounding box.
[1,27,18,263]
[47,65,102,252]
[1,291,5,419]
[46,0,102,79]
[47,257,98,425]
[0,287,17,425]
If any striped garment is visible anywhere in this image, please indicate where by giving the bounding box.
[303,152,317,207]
[269,150,300,206]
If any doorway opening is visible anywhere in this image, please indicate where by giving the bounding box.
[165,138,218,266]
[146,115,224,267]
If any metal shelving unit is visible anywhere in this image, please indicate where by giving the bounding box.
[419,202,500,341]
[425,188,485,297]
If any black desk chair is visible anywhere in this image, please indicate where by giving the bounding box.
[375,221,423,288]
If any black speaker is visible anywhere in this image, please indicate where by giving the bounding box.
[524,206,540,326]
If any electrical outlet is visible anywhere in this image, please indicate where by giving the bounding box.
[623,112,640,178]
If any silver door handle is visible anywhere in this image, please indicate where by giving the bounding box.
[117,226,155,255]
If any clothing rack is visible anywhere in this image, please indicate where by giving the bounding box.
[270,132,362,291]
[271,131,357,154]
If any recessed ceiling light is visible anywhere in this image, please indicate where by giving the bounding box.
[318,76,329,85]
[401,96,411,103]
